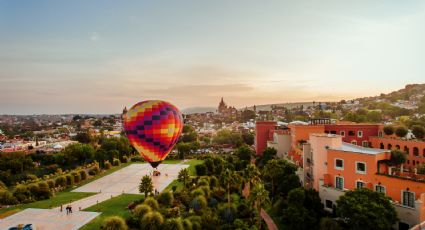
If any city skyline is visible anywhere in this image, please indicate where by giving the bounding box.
[1,1,425,114]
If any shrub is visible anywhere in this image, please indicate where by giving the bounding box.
[28,184,39,196]
[55,176,67,187]
[143,197,159,210]
[65,174,74,187]
[412,125,425,139]
[72,172,81,183]
[131,156,145,162]
[209,176,219,189]
[121,156,129,163]
[191,188,205,198]
[37,181,53,200]
[395,126,408,138]
[104,161,112,170]
[89,165,100,176]
[383,125,394,136]
[182,219,193,230]
[113,158,121,166]
[158,191,174,207]
[198,186,210,198]
[197,178,209,187]
[100,216,128,230]
[163,218,184,230]
[0,189,18,205]
[13,184,31,203]
[79,170,87,180]
[133,204,152,220]
[195,164,207,176]
[188,216,202,230]
[141,211,164,230]
[0,180,7,190]
[189,195,207,212]
[47,180,55,189]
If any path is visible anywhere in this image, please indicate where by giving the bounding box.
[0,163,189,230]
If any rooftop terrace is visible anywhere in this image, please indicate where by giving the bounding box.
[330,142,389,155]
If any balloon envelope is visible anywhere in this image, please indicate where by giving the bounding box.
[123,100,183,168]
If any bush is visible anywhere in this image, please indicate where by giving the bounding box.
[209,176,219,189]
[395,126,408,138]
[100,216,128,230]
[141,211,164,230]
[195,164,207,176]
[36,181,53,200]
[143,197,159,210]
[191,188,205,198]
[79,170,87,180]
[0,189,18,205]
[158,191,174,207]
[198,186,210,198]
[189,195,207,212]
[104,161,112,170]
[163,218,184,230]
[13,184,31,203]
[133,204,152,220]
[113,158,121,166]
[89,165,100,176]
[131,156,145,162]
[197,178,209,187]
[65,174,74,187]
[72,172,81,183]
[383,125,394,136]
[121,156,129,163]
[47,180,55,189]
[0,180,6,190]
[412,125,425,139]
[55,176,67,187]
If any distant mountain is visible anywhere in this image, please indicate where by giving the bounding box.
[246,102,316,111]
[356,83,425,102]
[182,107,216,114]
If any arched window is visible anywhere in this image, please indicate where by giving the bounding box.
[396,145,400,150]
[413,147,419,157]
[404,146,410,155]
[348,131,355,136]
[380,143,384,149]
[388,144,392,150]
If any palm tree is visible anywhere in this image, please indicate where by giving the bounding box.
[243,163,261,187]
[222,168,241,207]
[263,159,283,196]
[139,175,153,197]
[178,168,190,188]
[249,183,270,229]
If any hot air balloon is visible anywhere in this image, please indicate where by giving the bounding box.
[123,100,183,169]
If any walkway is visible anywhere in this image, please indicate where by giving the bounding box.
[0,163,189,230]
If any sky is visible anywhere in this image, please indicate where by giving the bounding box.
[1,1,424,114]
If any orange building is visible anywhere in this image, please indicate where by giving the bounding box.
[370,136,425,170]
[308,134,425,230]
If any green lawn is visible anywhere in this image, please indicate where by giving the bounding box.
[0,191,95,218]
[80,194,143,230]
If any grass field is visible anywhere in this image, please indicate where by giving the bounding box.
[80,194,143,230]
[0,191,95,218]
[0,162,132,218]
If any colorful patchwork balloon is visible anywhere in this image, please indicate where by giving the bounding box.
[123,100,183,168]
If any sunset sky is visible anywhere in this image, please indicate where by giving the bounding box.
[1,1,424,114]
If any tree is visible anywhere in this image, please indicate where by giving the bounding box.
[395,126,408,138]
[248,183,270,229]
[212,129,243,147]
[141,211,164,230]
[177,142,191,160]
[389,150,407,167]
[222,169,240,207]
[178,168,190,188]
[242,164,261,188]
[133,204,152,220]
[100,216,128,230]
[263,159,283,196]
[412,125,425,139]
[74,131,92,144]
[319,217,341,230]
[139,175,153,197]
[256,147,277,168]
[366,111,381,122]
[242,132,255,145]
[336,189,398,230]
[383,125,394,136]
[236,145,254,162]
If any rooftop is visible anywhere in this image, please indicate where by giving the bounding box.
[330,142,389,155]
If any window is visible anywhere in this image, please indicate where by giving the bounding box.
[351,140,357,145]
[335,176,344,190]
[403,191,415,208]
[375,185,386,194]
[380,143,384,149]
[388,144,392,150]
[396,145,400,150]
[404,146,410,155]
[330,131,337,134]
[335,159,344,170]
[362,141,369,147]
[356,162,366,174]
[413,147,419,157]
[356,181,365,189]
[358,131,363,138]
[348,131,355,136]
[340,131,345,137]
[325,200,333,209]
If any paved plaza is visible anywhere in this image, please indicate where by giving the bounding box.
[0,163,189,230]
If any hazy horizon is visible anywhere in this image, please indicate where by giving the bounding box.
[1,1,425,114]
